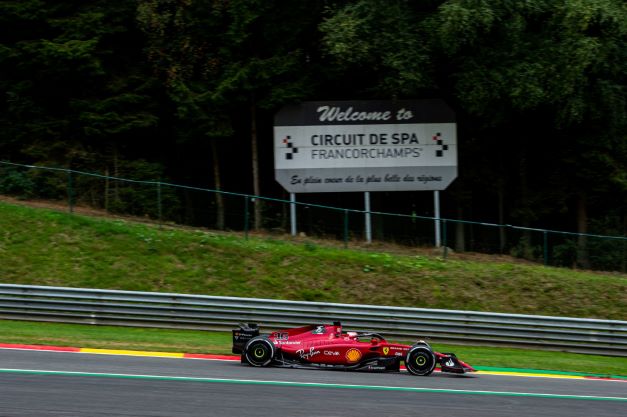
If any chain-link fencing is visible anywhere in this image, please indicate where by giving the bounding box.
[1,161,625,272]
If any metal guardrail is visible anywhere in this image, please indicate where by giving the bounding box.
[0,284,625,356]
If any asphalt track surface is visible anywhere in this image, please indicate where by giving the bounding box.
[0,349,625,417]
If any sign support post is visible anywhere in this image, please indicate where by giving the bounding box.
[290,193,297,236]
[364,192,372,243]
[434,190,441,247]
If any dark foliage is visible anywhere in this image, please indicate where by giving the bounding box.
[1,0,626,269]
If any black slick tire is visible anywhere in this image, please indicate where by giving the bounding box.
[405,345,436,376]
[244,336,275,367]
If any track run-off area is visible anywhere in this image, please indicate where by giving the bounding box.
[0,344,625,417]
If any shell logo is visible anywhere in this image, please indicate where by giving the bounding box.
[345,348,362,363]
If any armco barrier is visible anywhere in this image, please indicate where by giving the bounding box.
[0,284,625,356]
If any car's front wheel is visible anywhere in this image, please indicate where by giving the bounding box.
[405,345,436,376]
[244,336,275,367]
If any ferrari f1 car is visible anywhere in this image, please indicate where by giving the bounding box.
[232,322,475,376]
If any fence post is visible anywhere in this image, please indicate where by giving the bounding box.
[443,219,448,259]
[157,182,162,228]
[543,230,548,266]
[343,209,349,249]
[244,196,250,240]
[67,170,74,213]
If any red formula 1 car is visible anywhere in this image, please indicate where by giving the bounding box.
[232,322,475,376]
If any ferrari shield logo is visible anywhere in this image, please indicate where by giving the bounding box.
[383,347,389,355]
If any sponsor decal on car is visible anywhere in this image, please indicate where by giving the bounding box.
[323,350,340,356]
[383,347,390,355]
[345,348,362,363]
[297,347,321,360]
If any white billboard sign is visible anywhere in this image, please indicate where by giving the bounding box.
[274,100,457,193]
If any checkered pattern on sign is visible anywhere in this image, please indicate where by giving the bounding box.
[432,132,449,157]
[282,136,298,160]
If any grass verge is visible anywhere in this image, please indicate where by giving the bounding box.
[1,320,626,378]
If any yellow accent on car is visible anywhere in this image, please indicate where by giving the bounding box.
[345,348,362,363]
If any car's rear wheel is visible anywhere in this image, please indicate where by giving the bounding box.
[244,337,275,367]
[405,345,436,376]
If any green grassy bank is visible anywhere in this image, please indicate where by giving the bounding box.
[0,199,625,319]
[1,198,626,376]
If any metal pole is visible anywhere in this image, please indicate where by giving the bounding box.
[290,193,297,237]
[434,190,441,247]
[364,192,372,243]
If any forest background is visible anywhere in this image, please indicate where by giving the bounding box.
[1,0,626,271]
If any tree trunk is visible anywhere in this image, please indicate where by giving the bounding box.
[518,150,533,259]
[281,191,288,232]
[251,100,262,231]
[113,146,120,203]
[576,191,590,269]
[210,140,225,230]
[183,189,194,224]
[497,180,506,253]
[622,213,626,273]
[455,206,465,252]
[104,167,109,212]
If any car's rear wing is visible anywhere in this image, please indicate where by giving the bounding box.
[232,323,260,354]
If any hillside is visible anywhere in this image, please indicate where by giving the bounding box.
[0,199,625,320]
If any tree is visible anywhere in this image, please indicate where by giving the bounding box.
[138,0,321,230]
[320,0,435,97]
[321,0,627,263]
[0,1,161,194]
[137,0,233,228]
[432,0,627,265]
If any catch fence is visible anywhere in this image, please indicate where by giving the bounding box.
[1,161,626,272]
